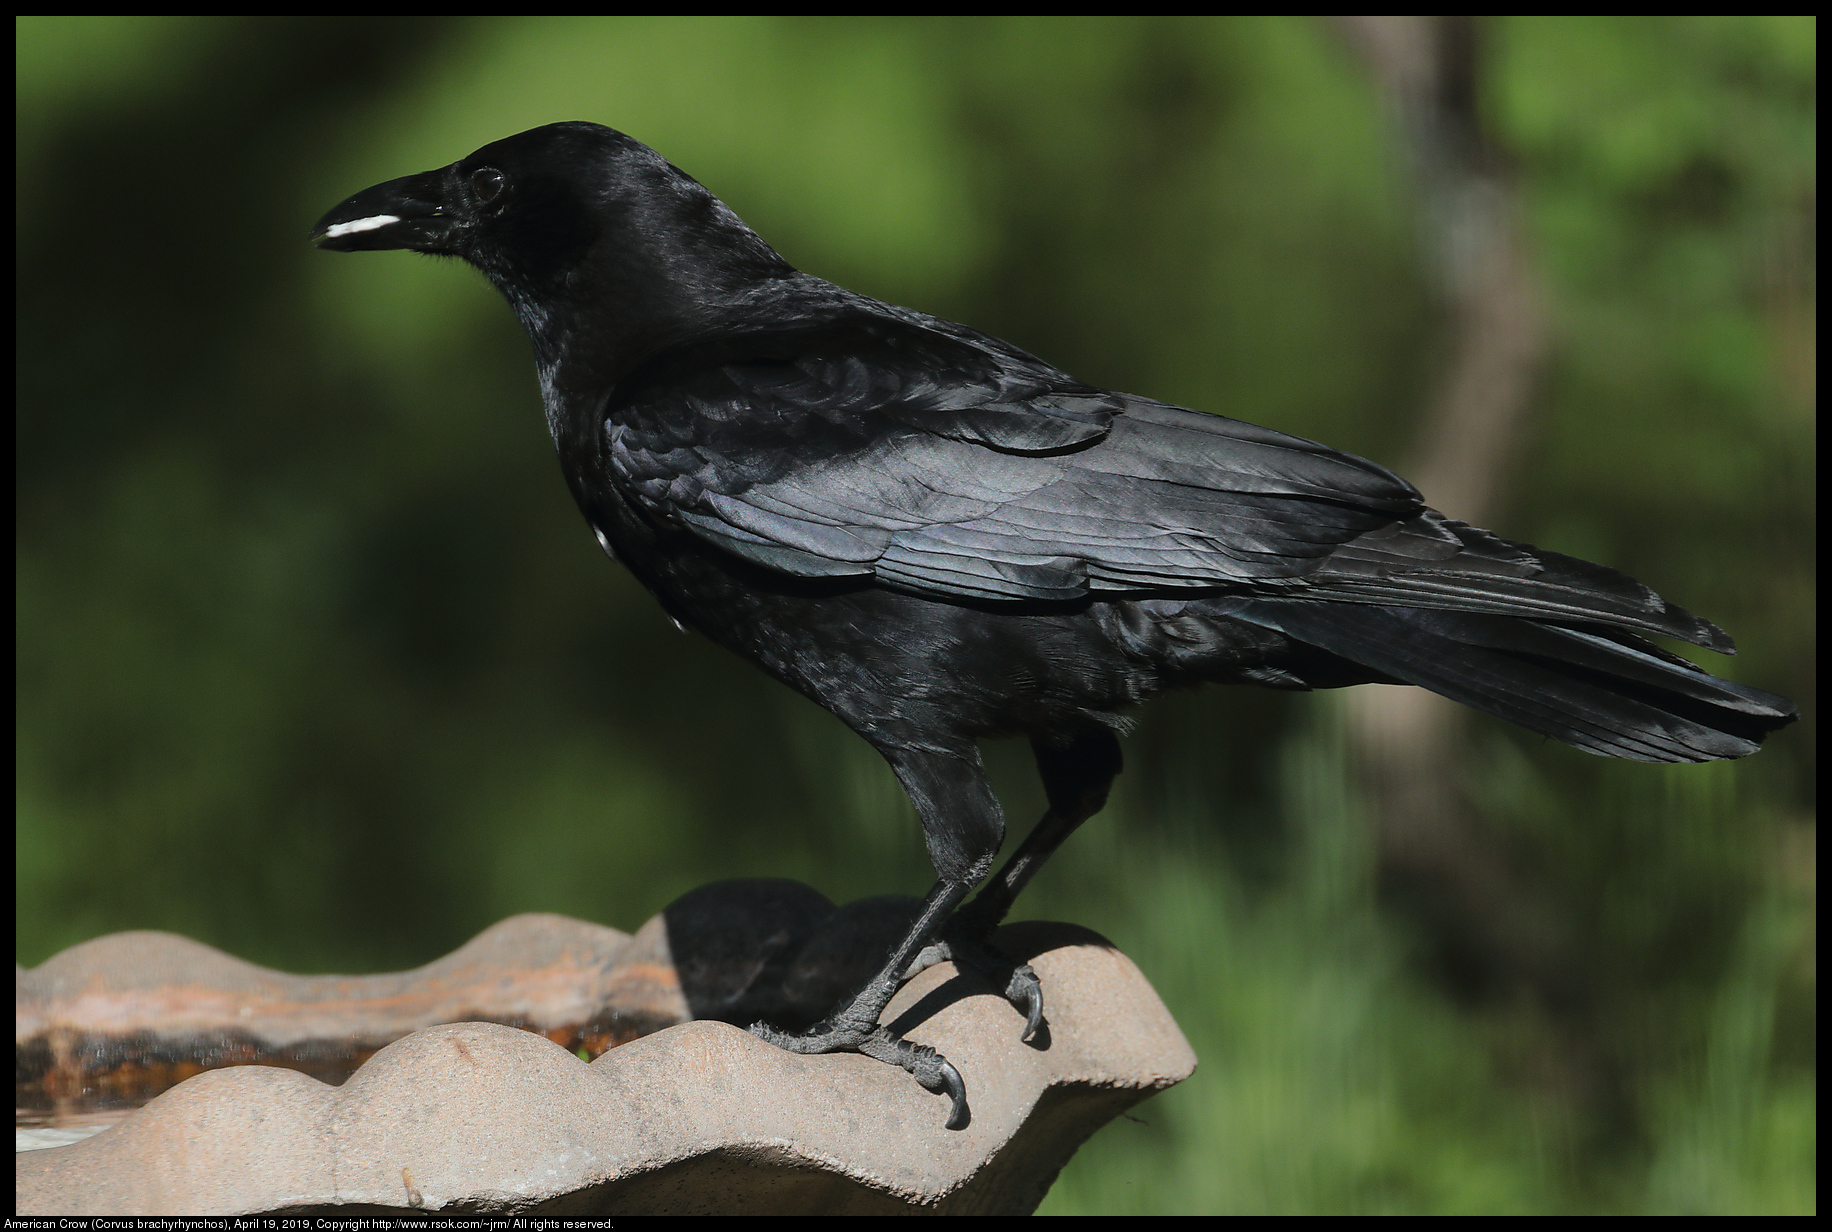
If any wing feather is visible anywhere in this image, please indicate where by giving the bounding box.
[604,314,1733,650]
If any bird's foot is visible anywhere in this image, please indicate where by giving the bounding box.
[903,928,1045,1043]
[748,1018,968,1130]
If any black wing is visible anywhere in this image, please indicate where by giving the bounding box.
[607,314,1731,649]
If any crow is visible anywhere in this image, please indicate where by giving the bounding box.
[314,121,1796,1128]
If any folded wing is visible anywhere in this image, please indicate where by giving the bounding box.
[608,314,1732,651]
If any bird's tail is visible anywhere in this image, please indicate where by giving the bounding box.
[1212,598,1797,763]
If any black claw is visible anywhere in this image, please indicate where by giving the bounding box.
[853,1028,970,1129]
[749,1002,973,1129]
[938,1058,968,1129]
[1016,980,1045,1042]
[897,920,1048,1044]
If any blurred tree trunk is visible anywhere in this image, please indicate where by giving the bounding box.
[1332,16,1618,1109]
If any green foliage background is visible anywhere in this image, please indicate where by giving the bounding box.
[15,16,1814,1214]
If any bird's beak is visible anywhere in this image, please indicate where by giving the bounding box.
[312,167,463,254]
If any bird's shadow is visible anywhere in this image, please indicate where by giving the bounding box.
[665,880,1110,1053]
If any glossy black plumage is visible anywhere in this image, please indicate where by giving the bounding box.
[314,121,1796,1125]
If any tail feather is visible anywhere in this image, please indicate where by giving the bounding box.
[1307,513,1736,653]
[1214,598,1797,764]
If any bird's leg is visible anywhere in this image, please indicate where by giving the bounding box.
[749,875,975,1124]
[749,745,1004,1129]
[901,810,1075,1041]
[905,726,1124,1040]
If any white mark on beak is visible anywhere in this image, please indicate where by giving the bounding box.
[322,214,402,239]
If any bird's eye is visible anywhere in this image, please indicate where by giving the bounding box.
[470,167,506,204]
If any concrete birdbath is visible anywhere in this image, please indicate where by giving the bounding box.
[17,880,1195,1215]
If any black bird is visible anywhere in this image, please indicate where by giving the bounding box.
[314,121,1796,1127]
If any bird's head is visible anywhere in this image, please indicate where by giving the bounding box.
[313,122,794,370]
